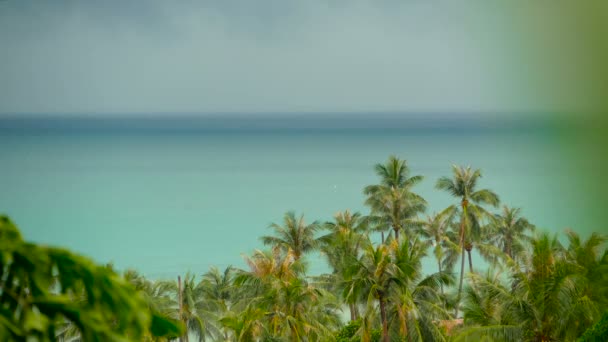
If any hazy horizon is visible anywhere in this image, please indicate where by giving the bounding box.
[3,0,601,115]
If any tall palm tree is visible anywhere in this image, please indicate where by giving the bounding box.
[364,156,426,242]
[200,266,236,341]
[345,237,446,342]
[122,270,180,342]
[488,206,535,262]
[262,276,341,340]
[416,207,459,297]
[319,210,369,257]
[318,210,369,320]
[387,237,453,341]
[124,270,176,317]
[435,165,499,317]
[261,211,320,261]
[234,248,340,341]
[163,272,221,342]
[456,269,522,341]
[345,240,394,342]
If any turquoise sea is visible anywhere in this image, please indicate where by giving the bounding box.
[0,114,587,278]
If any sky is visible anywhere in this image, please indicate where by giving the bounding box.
[0,0,606,115]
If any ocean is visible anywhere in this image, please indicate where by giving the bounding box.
[0,114,586,278]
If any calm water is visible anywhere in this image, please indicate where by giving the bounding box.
[0,115,583,278]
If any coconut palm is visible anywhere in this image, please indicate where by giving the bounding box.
[387,237,453,341]
[124,270,176,318]
[456,231,608,342]
[456,269,522,341]
[345,237,445,342]
[234,247,340,341]
[488,206,535,262]
[237,247,303,290]
[199,266,237,341]
[219,305,266,341]
[344,240,394,342]
[435,165,499,317]
[562,230,608,338]
[415,206,459,296]
[364,156,426,242]
[262,276,341,340]
[318,210,369,320]
[261,211,320,261]
[163,272,221,342]
[319,210,369,258]
[121,270,182,342]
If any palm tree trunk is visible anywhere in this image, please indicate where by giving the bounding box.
[467,249,473,272]
[455,200,468,318]
[349,303,356,321]
[178,275,184,342]
[394,226,399,242]
[437,259,444,296]
[455,242,465,318]
[379,295,389,342]
[381,231,385,244]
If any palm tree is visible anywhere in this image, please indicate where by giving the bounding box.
[416,206,459,296]
[345,237,446,342]
[234,248,340,340]
[219,305,266,341]
[200,266,237,341]
[263,276,341,340]
[364,156,426,242]
[164,272,221,342]
[456,231,608,341]
[122,270,181,342]
[261,211,320,261]
[319,210,369,258]
[436,165,499,317]
[488,206,535,262]
[124,270,176,317]
[387,237,453,341]
[456,269,523,341]
[563,230,608,338]
[318,210,369,320]
[345,240,394,342]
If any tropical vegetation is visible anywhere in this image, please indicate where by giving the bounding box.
[1,155,606,341]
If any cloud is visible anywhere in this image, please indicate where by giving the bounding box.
[2,0,595,115]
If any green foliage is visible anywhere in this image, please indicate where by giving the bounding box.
[364,155,426,241]
[261,211,320,261]
[578,311,608,342]
[0,215,184,341]
[335,320,381,342]
[2,156,607,342]
[455,231,608,342]
[336,320,361,341]
[233,245,341,341]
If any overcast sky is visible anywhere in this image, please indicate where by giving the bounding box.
[0,0,602,115]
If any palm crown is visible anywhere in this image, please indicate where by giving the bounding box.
[436,165,499,317]
[260,211,320,261]
[364,155,426,241]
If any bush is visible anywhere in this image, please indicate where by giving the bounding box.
[578,311,608,342]
[335,320,381,342]
[0,215,183,341]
